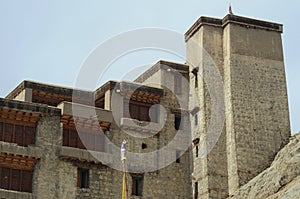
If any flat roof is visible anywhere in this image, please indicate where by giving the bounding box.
[135,60,189,83]
[185,14,283,41]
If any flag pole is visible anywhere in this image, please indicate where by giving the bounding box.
[121,140,128,199]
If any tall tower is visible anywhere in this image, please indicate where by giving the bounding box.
[186,14,291,198]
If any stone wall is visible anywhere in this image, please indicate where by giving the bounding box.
[187,23,229,199]
[33,115,78,199]
[224,23,290,195]
[229,133,300,199]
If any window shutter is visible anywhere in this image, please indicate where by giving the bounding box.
[11,169,20,191]
[69,130,78,148]
[94,132,104,152]
[0,122,3,141]
[130,104,139,120]
[21,170,33,193]
[78,131,86,149]
[15,125,24,146]
[140,106,150,122]
[4,123,13,143]
[63,129,69,146]
[1,168,10,189]
[25,127,35,146]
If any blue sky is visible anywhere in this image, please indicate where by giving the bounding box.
[0,0,299,133]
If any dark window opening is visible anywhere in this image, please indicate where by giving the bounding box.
[0,121,35,147]
[77,168,89,188]
[0,167,33,193]
[192,68,198,89]
[174,115,182,130]
[195,114,198,126]
[194,182,198,199]
[131,174,143,196]
[176,150,181,163]
[195,145,199,158]
[141,143,147,149]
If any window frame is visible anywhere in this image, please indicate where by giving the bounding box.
[131,174,144,196]
[0,167,33,193]
[77,168,89,189]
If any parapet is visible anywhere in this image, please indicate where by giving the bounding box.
[185,14,283,41]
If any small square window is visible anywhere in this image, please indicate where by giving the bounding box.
[77,168,89,188]
[141,143,147,149]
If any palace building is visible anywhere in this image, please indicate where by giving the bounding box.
[0,13,290,199]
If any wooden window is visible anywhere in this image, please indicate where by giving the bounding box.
[0,121,35,147]
[69,130,78,148]
[140,106,150,122]
[194,182,198,199]
[14,125,24,146]
[174,115,182,130]
[63,129,69,146]
[21,170,33,192]
[77,134,85,149]
[130,104,139,121]
[94,132,104,152]
[131,174,143,196]
[86,132,95,151]
[11,169,20,191]
[63,128,104,151]
[126,101,153,122]
[25,127,35,146]
[0,122,3,140]
[4,123,13,143]
[0,167,33,193]
[77,168,89,188]
[0,167,10,189]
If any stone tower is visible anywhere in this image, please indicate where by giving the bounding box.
[186,14,291,198]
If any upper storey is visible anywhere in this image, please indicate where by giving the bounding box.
[6,80,93,106]
[185,14,283,42]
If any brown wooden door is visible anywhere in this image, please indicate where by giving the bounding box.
[11,169,20,191]
[4,123,13,143]
[15,125,24,146]
[21,170,32,192]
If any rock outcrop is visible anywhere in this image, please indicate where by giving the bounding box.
[229,133,300,199]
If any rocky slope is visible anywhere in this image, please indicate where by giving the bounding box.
[229,132,300,199]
